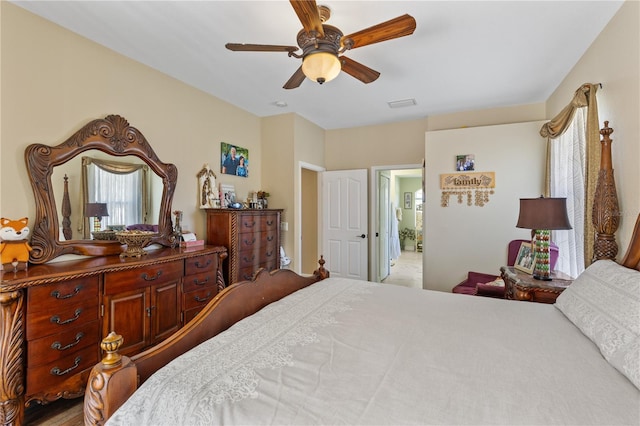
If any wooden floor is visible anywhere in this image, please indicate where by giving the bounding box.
[24,398,83,426]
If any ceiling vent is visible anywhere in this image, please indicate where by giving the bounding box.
[387,98,417,109]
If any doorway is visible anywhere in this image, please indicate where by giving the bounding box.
[371,165,423,289]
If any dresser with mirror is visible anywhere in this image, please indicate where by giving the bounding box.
[0,115,227,425]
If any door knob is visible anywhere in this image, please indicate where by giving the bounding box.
[357,234,366,239]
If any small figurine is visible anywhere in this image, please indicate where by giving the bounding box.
[197,164,218,209]
[0,217,32,272]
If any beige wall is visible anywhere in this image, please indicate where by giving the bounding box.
[2,1,638,281]
[1,3,261,242]
[546,0,640,255]
[425,121,547,291]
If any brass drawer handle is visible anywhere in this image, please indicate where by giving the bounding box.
[243,237,256,245]
[51,332,85,351]
[266,250,274,257]
[50,309,82,325]
[243,220,256,228]
[266,220,274,226]
[51,285,83,299]
[242,273,253,280]
[266,235,274,242]
[194,258,212,269]
[142,270,162,281]
[242,254,255,263]
[194,292,212,303]
[50,356,81,376]
[193,277,210,286]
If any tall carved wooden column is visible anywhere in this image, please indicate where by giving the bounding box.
[592,121,620,262]
[0,290,25,425]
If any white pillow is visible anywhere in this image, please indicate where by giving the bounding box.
[555,260,640,389]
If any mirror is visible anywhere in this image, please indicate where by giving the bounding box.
[51,154,164,241]
[26,115,177,264]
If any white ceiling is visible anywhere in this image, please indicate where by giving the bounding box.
[12,1,623,130]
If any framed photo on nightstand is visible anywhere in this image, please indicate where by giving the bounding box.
[514,242,536,274]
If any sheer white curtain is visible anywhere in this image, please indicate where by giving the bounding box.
[88,164,144,229]
[549,108,586,278]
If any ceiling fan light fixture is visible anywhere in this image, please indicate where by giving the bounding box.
[302,51,341,84]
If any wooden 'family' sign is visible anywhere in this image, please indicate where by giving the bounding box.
[439,172,496,207]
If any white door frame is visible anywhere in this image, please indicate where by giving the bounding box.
[296,161,325,275]
[369,164,423,282]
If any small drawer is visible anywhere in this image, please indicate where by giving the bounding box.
[237,250,261,270]
[238,231,278,251]
[185,254,215,276]
[26,345,99,396]
[183,287,217,311]
[27,320,100,367]
[238,213,279,234]
[237,265,258,282]
[27,303,99,341]
[182,270,217,293]
[27,276,99,313]
[104,260,183,294]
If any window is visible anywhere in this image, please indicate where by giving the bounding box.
[550,108,587,277]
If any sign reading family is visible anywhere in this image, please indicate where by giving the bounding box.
[220,142,249,177]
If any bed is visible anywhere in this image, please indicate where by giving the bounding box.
[84,123,640,425]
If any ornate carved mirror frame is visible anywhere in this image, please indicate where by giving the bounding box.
[25,114,178,264]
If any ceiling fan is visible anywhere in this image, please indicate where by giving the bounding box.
[225,0,416,89]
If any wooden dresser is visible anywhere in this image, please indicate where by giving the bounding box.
[205,209,282,284]
[0,245,226,424]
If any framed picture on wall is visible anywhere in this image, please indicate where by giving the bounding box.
[220,142,249,177]
[514,242,536,274]
[404,192,412,209]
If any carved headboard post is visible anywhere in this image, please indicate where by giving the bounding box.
[592,121,620,262]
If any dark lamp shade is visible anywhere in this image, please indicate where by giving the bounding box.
[516,197,572,230]
[85,202,109,218]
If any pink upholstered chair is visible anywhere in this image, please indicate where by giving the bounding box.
[452,239,559,298]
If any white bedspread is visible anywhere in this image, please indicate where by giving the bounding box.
[108,278,640,425]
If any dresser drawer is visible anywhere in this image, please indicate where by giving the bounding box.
[183,286,217,312]
[27,276,99,313]
[27,320,100,367]
[237,249,261,270]
[26,345,99,395]
[238,213,279,234]
[104,260,183,294]
[27,302,99,340]
[238,230,278,251]
[182,269,217,293]
[185,254,215,276]
[237,263,276,282]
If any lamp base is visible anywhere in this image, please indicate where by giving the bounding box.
[533,274,552,281]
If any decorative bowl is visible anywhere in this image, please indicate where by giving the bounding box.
[115,231,158,258]
[92,230,117,241]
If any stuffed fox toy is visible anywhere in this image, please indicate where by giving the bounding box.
[0,217,32,271]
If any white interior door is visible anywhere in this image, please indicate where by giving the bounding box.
[378,173,390,281]
[321,169,368,280]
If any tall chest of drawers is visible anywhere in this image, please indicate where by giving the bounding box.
[205,209,282,284]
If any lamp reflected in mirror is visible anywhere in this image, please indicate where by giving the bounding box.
[85,202,109,233]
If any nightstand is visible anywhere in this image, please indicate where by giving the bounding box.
[500,266,573,303]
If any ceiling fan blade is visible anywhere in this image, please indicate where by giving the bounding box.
[283,66,306,89]
[340,56,380,84]
[226,43,299,53]
[343,14,416,49]
[289,0,324,37]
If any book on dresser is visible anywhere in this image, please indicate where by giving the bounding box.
[205,209,283,285]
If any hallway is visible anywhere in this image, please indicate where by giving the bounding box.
[381,250,422,289]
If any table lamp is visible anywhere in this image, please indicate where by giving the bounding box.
[516,197,572,280]
[85,202,109,233]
